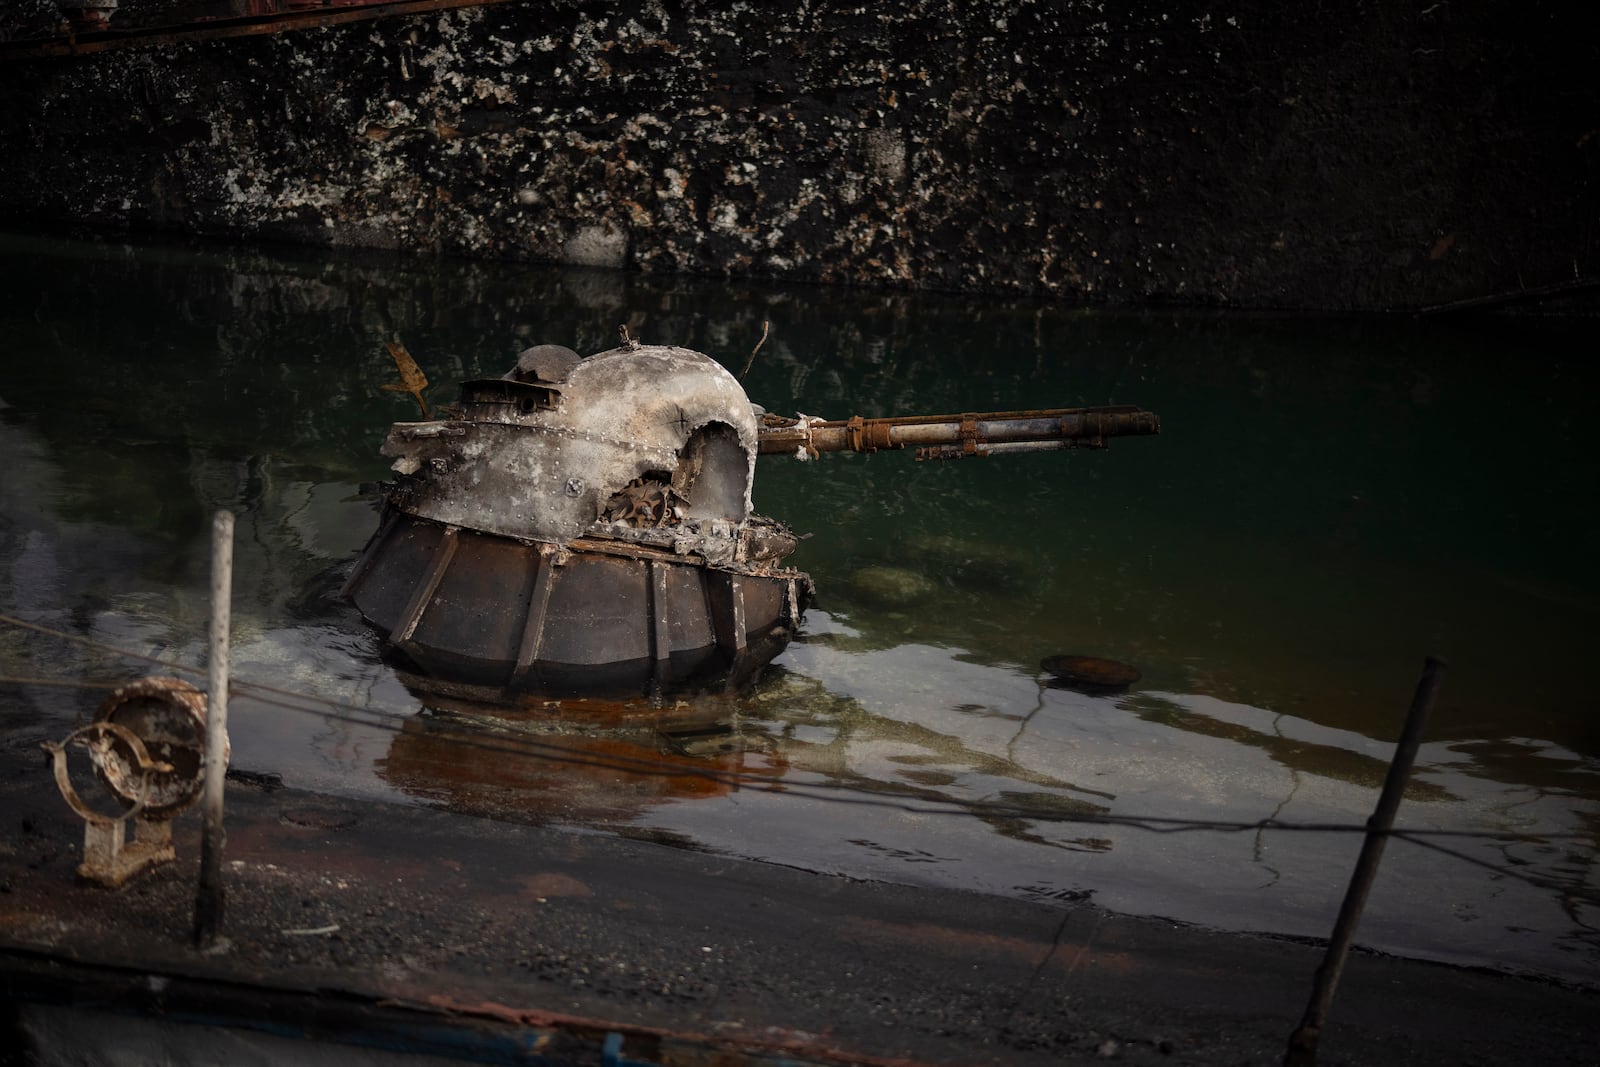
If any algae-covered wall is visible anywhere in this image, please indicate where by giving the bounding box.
[0,0,1594,310]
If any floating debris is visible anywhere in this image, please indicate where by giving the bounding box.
[381,339,431,419]
[1040,654,1141,691]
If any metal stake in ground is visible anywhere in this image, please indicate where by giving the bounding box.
[193,510,234,948]
[1284,656,1446,1066]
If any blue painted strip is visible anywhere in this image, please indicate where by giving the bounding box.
[602,1029,669,1067]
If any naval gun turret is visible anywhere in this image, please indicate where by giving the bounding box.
[343,339,1159,703]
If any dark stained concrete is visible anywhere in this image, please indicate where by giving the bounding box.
[1,727,1594,1066]
[0,1,1595,310]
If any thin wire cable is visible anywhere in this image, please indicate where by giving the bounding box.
[1391,830,1600,908]
[17,686,1600,925]
[0,675,125,691]
[0,612,203,678]
[229,682,1596,842]
[235,683,1354,829]
[3,611,1593,844]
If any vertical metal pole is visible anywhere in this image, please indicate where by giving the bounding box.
[194,510,234,949]
[1284,656,1446,1066]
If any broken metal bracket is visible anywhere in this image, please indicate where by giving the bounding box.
[41,675,219,889]
[41,721,176,888]
[958,413,980,456]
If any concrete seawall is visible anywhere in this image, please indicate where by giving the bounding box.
[1,0,1594,310]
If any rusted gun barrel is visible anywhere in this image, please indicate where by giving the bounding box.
[757,405,1161,461]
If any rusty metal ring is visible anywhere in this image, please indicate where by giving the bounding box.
[93,675,218,818]
[41,722,173,828]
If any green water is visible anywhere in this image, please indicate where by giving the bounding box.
[2,232,1595,982]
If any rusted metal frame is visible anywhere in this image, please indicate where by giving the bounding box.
[708,573,747,688]
[825,404,1145,427]
[392,525,460,650]
[757,407,1158,456]
[958,414,979,456]
[41,722,165,829]
[754,426,816,455]
[915,439,1098,461]
[566,536,687,565]
[458,377,562,410]
[93,677,212,817]
[845,415,864,452]
[985,439,1097,455]
[895,412,1150,444]
[567,535,805,585]
[509,544,556,691]
[42,719,179,886]
[338,508,403,600]
[0,0,523,60]
[1061,409,1114,447]
[812,415,1070,453]
[842,414,896,453]
[647,561,672,694]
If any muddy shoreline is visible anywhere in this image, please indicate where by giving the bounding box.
[2,731,1593,1066]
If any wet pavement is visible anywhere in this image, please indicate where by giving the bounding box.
[2,729,1594,1066]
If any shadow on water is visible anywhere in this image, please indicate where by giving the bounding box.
[2,230,1597,982]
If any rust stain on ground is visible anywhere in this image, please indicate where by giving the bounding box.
[842,916,1137,975]
[521,871,593,899]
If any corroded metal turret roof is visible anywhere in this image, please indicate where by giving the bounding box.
[381,343,759,546]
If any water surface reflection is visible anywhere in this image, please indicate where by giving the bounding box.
[1,231,1595,983]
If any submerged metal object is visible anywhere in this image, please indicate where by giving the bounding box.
[346,338,1160,702]
[1041,654,1142,691]
[345,342,812,701]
